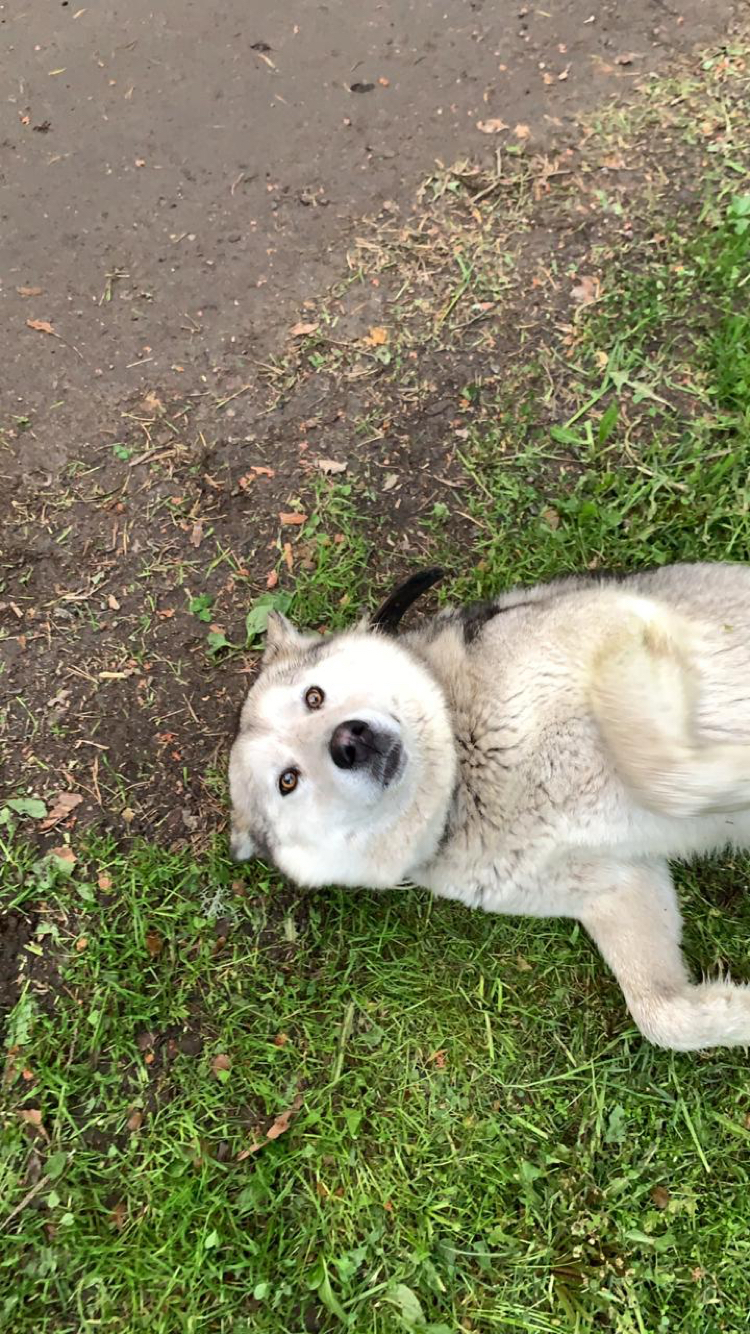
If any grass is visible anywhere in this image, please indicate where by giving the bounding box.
[3,41,750,1334]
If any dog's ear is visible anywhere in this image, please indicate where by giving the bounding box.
[370,567,444,635]
[263,611,319,666]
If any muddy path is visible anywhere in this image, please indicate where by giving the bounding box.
[2,0,733,477]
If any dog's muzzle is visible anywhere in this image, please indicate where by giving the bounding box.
[329,719,403,786]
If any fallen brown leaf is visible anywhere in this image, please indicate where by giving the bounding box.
[279,512,307,526]
[26,318,56,336]
[40,791,83,830]
[382,473,399,492]
[107,594,120,611]
[251,465,275,477]
[513,123,531,140]
[316,458,347,475]
[50,846,76,870]
[19,1108,49,1140]
[190,521,204,549]
[282,542,294,572]
[145,930,163,959]
[141,390,164,415]
[266,1091,304,1140]
[289,321,319,338]
[17,286,44,297]
[571,274,600,306]
[236,1091,304,1159]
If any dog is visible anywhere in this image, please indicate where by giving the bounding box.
[229,563,750,1051]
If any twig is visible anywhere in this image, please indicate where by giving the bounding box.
[0,1175,50,1232]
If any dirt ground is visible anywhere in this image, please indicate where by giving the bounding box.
[2,0,735,476]
[0,0,740,857]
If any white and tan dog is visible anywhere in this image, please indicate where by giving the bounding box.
[229,564,750,1051]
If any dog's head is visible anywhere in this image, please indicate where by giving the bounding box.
[229,571,456,888]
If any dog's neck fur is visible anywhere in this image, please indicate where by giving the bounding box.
[399,618,500,879]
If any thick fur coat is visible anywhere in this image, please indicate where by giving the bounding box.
[229,563,750,1051]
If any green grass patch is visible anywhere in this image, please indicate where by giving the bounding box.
[4,835,750,1333]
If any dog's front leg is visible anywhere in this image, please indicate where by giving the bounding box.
[577,859,750,1051]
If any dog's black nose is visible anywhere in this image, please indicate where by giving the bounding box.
[329,719,375,770]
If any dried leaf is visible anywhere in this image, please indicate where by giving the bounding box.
[571,274,600,306]
[250,465,275,477]
[316,458,347,475]
[50,847,77,870]
[289,321,319,337]
[190,521,204,549]
[513,123,531,140]
[282,542,294,572]
[382,473,399,492]
[279,512,307,526]
[17,286,43,297]
[145,930,163,958]
[40,791,83,830]
[26,318,56,336]
[476,117,508,134]
[107,594,120,611]
[237,1091,304,1159]
[265,1091,304,1140]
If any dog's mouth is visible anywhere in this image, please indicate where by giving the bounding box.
[378,739,405,788]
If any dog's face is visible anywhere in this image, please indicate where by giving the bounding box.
[229,612,456,888]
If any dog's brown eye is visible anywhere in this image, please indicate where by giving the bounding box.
[279,768,299,795]
[305,686,325,710]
